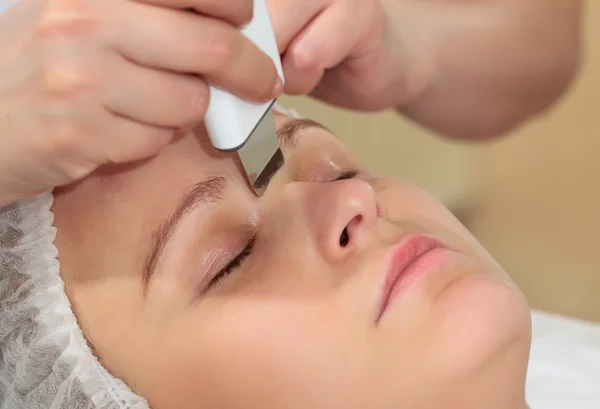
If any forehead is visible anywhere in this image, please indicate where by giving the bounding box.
[98,111,301,187]
[94,131,238,193]
[80,111,344,215]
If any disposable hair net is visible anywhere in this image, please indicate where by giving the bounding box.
[0,103,300,409]
[0,193,149,409]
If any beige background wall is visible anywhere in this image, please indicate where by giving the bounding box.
[279,1,600,322]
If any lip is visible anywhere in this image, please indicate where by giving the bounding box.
[377,235,446,322]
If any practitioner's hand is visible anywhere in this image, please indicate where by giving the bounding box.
[269,0,427,111]
[0,0,283,206]
[271,0,581,140]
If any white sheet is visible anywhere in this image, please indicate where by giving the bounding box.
[527,310,600,409]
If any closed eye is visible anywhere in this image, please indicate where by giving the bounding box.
[332,170,359,182]
[206,231,258,291]
[203,169,358,294]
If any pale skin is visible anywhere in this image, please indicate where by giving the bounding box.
[0,0,583,207]
[53,111,532,409]
[390,0,583,139]
[0,0,580,402]
[272,0,583,139]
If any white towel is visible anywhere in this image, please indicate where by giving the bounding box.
[527,310,600,409]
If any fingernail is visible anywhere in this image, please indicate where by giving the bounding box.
[272,75,284,98]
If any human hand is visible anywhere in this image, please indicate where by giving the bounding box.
[269,0,429,112]
[271,0,581,140]
[0,0,283,206]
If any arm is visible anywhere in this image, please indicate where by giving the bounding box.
[386,0,583,139]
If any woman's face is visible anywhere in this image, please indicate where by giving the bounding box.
[52,110,531,409]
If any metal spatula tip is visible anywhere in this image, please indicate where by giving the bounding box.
[237,110,283,195]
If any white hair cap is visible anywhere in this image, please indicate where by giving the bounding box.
[0,103,301,409]
[0,193,149,409]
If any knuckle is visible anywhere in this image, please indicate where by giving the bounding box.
[44,121,95,180]
[120,130,172,162]
[60,161,95,182]
[44,118,83,157]
[38,61,93,98]
[204,25,237,70]
[187,82,210,119]
[35,1,100,40]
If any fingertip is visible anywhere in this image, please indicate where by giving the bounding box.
[235,3,254,27]
[271,75,284,99]
[282,51,323,95]
[291,44,321,72]
[288,4,356,73]
[253,60,283,102]
[281,54,301,94]
[136,127,174,160]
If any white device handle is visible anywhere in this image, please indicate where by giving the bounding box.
[204,0,284,151]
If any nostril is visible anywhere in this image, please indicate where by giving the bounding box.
[339,228,350,247]
[339,215,362,248]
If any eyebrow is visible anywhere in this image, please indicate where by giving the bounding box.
[142,176,229,291]
[277,118,330,150]
[141,118,331,292]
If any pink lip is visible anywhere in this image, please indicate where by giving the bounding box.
[377,235,446,322]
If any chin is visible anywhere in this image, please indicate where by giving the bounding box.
[434,271,532,377]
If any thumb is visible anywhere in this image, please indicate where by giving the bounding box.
[282,3,358,95]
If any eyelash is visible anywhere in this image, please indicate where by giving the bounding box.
[334,170,359,181]
[207,231,257,290]
[206,168,360,289]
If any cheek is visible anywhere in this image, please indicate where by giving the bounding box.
[372,265,530,407]
[373,180,531,386]
[202,300,341,374]
[375,179,499,263]
[432,273,531,378]
[178,299,373,408]
[375,178,457,225]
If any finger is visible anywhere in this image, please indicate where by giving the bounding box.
[33,100,173,181]
[102,56,210,128]
[113,4,281,102]
[282,3,358,94]
[99,113,174,163]
[206,30,283,102]
[293,3,358,70]
[281,52,324,95]
[131,0,253,26]
[266,0,326,52]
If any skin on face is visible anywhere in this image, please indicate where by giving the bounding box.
[52,111,532,409]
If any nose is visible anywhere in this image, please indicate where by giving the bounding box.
[287,179,378,264]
